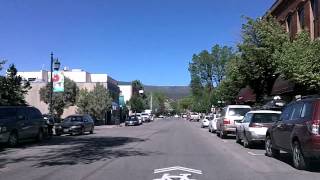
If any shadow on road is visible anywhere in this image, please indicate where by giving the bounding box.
[0,135,160,168]
[273,152,320,172]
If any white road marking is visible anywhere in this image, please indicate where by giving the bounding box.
[154,166,202,175]
[248,151,264,156]
[154,173,196,180]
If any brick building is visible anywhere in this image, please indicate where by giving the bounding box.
[268,0,320,39]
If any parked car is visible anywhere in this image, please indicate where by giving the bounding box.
[158,115,164,118]
[190,112,200,121]
[182,114,188,118]
[135,114,143,124]
[174,114,179,118]
[43,114,63,136]
[236,110,281,148]
[61,114,94,135]
[265,97,320,170]
[125,116,140,126]
[201,116,212,128]
[208,114,220,133]
[216,105,251,138]
[0,106,46,147]
[141,113,150,122]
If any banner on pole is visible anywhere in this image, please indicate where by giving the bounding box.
[52,70,64,92]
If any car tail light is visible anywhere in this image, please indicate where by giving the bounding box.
[310,120,320,135]
[223,118,230,124]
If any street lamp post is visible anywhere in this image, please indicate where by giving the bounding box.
[49,52,61,117]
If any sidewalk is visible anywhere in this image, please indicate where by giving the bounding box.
[95,123,125,130]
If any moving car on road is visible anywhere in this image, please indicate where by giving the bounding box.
[266,97,320,170]
[236,110,281,148]
[216,105,251,138]
[0,106,46,147]
[190,112,200,122]
[201,116,212,128]
[61,114,94,135]
[125,116,140,126]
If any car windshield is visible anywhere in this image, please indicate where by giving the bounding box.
[65,116,83,122]
[252,113,280,123]
[228,108,251,116]
[127,117,137,121]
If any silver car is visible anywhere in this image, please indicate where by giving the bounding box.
[235,110,281,148]
[216,105,251,138]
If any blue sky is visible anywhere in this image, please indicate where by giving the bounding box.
[0,0,274,86]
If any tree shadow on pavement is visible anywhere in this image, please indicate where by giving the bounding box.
[0,136,161,168]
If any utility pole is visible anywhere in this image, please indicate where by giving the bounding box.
[50,52,53,116]
[150,92,153,112]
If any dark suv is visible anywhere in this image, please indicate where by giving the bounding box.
[61,114,94,135]
[0,106,46,146]
[265,97,320,170]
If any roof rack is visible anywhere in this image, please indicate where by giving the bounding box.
[301,94,320,99]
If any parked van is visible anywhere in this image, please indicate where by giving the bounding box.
[0,106,46,146]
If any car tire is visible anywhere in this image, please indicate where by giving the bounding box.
[8,132,19,147]
[292,141,308,170]
[80,127,85,135]
[208,128,211,132]
[90,127,94,134]
[236,131,241,144]
[37,129,44,142]
[220,130,226,139]
[243,138,251,148]
[265,135,280,158]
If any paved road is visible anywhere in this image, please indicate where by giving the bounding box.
[1,118,320,180]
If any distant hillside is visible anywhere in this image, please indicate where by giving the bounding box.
[144,85,190,100]
[118,81,190,100]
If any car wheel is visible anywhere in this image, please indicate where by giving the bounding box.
[265,135,280,158]
[208,128,211,132]
[243,138,251,148]
[90,127,94,134]
[8,132,19,147]
[236,131,241,144]
[80,127,85,135]
[292,141,308,170]
[37,129,44,142]
[220,130,226,139]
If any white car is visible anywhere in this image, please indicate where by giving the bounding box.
[135,114,143,124]
[235,110,281,148]
[208,114,219,133]
[174,114,179,118]
[141,113,150,122]
[201,116,212,128]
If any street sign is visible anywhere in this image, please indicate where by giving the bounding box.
[52,70,64,92]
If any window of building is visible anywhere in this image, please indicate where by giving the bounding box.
[286,14,292,33]
[311,0,319,18]
[298,7,305,30]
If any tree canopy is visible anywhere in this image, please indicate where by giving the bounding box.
[0,64,31,106]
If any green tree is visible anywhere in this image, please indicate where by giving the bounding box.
[0,64,31,106]
[88,83,112,120]
[76,88,91,114]
[132,80,144,95]
[40,77,78,117]
[189,45,235,92]
[178,97,193,111]
[129,95,146,113]
[276,31,320,94]
[237,16,289,103]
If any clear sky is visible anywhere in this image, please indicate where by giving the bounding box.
[0,0,274,86]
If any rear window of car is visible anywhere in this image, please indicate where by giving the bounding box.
[128,116,137,121]
[228,108,251,116]
[66,116,83,122]
[252,113,280,123]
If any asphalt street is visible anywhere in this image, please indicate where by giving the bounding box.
[1,118,320,180]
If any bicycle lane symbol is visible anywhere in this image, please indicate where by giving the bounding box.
[153,166,202,180]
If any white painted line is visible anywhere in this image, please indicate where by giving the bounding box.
[248,151,264,156]
[154,166,202,175]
